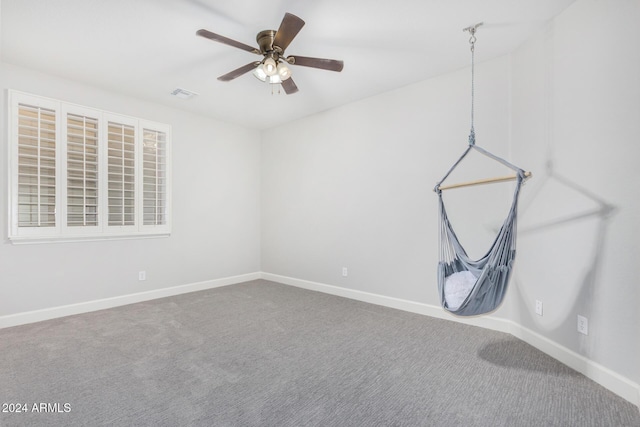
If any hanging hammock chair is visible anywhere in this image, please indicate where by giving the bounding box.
[433,23,531,316]
[435,145,526,316]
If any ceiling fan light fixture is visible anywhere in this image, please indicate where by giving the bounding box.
[277,62,292,81]
[263,57,277,76]
[197,13,343,94]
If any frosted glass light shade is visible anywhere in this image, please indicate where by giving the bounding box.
[277,63,291,81]
[268,74,282,84]
[253,66,267,82]
[263,58,277,76]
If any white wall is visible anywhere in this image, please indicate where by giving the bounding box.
[262,0,639,399]
[262,55,515,311]
[510,0,639,386]
[0,62,262,317]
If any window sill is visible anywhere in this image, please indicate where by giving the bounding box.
[8,232,171,245]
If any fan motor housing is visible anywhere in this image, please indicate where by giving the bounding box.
[256,30,277,54]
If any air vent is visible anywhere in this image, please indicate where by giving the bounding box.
[170,88,198,99]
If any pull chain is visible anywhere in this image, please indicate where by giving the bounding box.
[464,23,482,146]
[270,84,282,96]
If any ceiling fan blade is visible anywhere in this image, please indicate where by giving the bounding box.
[272,13,305,52]
[281,78,299,95]
[217,62,260,81]
[196,29,260,55]
[288,55,344,72]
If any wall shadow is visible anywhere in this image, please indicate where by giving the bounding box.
[477,161,616,367]
[504,161,615,356]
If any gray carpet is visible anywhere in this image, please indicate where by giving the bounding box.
[1,279,638,427]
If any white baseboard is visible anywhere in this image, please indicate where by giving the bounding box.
[260,272,512,333]
[510,323,640,408]
[0,272,261,329]
[261,272,640,409]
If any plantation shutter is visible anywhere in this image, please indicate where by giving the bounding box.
[67,113,99,227]
[107,121,136,226]
[9,90,171,242]
[16,104,57,228]
[142,128,167,226]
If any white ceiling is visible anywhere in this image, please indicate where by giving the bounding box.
[1,0,576,130]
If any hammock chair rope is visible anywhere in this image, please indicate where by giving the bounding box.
[468,23,477,147]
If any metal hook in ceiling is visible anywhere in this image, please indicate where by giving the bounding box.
[463,22,483,49]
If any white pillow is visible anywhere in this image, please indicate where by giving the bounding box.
[444,270,477,310]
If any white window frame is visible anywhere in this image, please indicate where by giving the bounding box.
[7,90,172,243]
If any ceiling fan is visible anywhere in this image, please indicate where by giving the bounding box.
[196,13,344,94]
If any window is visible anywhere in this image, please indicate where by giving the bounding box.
[8,91,171,243]
[142,127,168,226]
[15,102,57,230]
[106,120,136,227]
[66,112,99,227]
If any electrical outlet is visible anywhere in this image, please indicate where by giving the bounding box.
[138,271,146,281]
[342,267,348,277]
[577,315,588,335]
[535,300,543,316]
